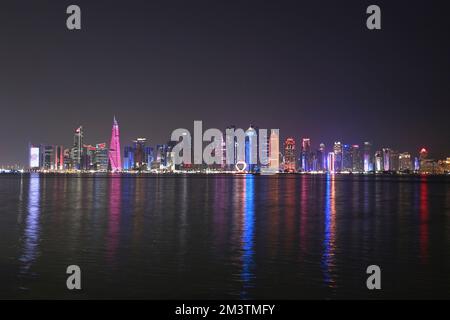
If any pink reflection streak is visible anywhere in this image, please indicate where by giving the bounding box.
[107,177,121,264]
[419,176,429,264]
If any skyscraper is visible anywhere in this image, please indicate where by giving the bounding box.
[94,143,109,171]
[351,145,362,172]
[123,146,134,171]
[342,144,353,172]
[269,129,280,172]
[133,138,147,171]
[382,148,391,171]
[108,117,122,172]
[71,126,83,170]
[301,138,311,172]
[399,152,412,172]
[363,142,372,172]
[375,150,383,172]
[245,125,257,172]
[317,143,326,172]
[333,142,343,172]
[284,138,296,173]
[327,152,335,173]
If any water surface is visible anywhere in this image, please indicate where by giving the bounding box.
[0,173,449,299]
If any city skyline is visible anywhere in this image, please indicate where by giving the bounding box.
[0,115,449,168]
[13,116,449,175]
[1,1,449,165]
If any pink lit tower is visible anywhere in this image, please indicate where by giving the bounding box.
[108,116,122,172]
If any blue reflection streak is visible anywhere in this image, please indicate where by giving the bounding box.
[321,174,336,288]
[20,174,41,274]
[241,175,255,299]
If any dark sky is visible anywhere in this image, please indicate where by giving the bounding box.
[1,0,449,166]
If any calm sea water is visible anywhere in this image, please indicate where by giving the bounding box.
[0,173,449,299]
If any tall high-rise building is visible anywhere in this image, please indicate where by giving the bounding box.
[300,138,311,172]
[108,117,122,172]
[284,138,296,173]
[363,141,372,172]
[317,143,326,172]
[327,152,335,173]
[333,142,343,172]
[342,144,353,172]
[245,125,257,172]
[154,144,169,169]
[123,146,134,171]
[269,129,280,172]
[133,138,147,171]
[94,143,109,171]
[375,151,383,172]
[390,150,399,172]
[29,144,40,169]
[54,145,64,171]
[145,146,154,170]
[382,148,392,171]
[82,144,97,170]
[399,152,412,172]
[71,126,84,170]
[351,145,362,172]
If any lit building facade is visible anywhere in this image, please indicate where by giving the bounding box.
[269,129,280,172]
[327,152,335,173]
[333,142,343,172]
[108,117,122,172]
[363,141,372,172]
[399,152,412,172]
[245,125,257,172]
[300,138,311,172]
[284,138,296,173]
[71,126,84,170]
[352,145,362,172]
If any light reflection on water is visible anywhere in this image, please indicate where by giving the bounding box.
[241,175,255,299]
[2,174,449,299]
[19,174,40,277]
[322,174,336,289]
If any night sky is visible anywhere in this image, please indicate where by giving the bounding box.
[1,0,449,166]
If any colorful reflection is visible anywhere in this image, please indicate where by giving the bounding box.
[419,175,429,264]
[322,174,336,288]
[299,175,308,254]
[241,175,255,299]
[20,174,41,274]
[106,176,122,264]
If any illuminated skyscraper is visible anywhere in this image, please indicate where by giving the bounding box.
[363,141,372,172]
[317,143,326,172]
[29,144,40,169]
[333,142,343,172]
[342,144,353,172]
[123,146,134,171]
[351,145,362,172]
[399,152,412,172]
[94,143,109,171]
[108,117,122,172]
[327,152,335,173]
[390,150,399,172]
[300,138,311,172]
[245,125,257,172]
[133,138,147,171]
[269,129,280,172]
[374,150,383,172]
[71,126,83,170]
[382,148,391,171]
[284,138,296,173]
